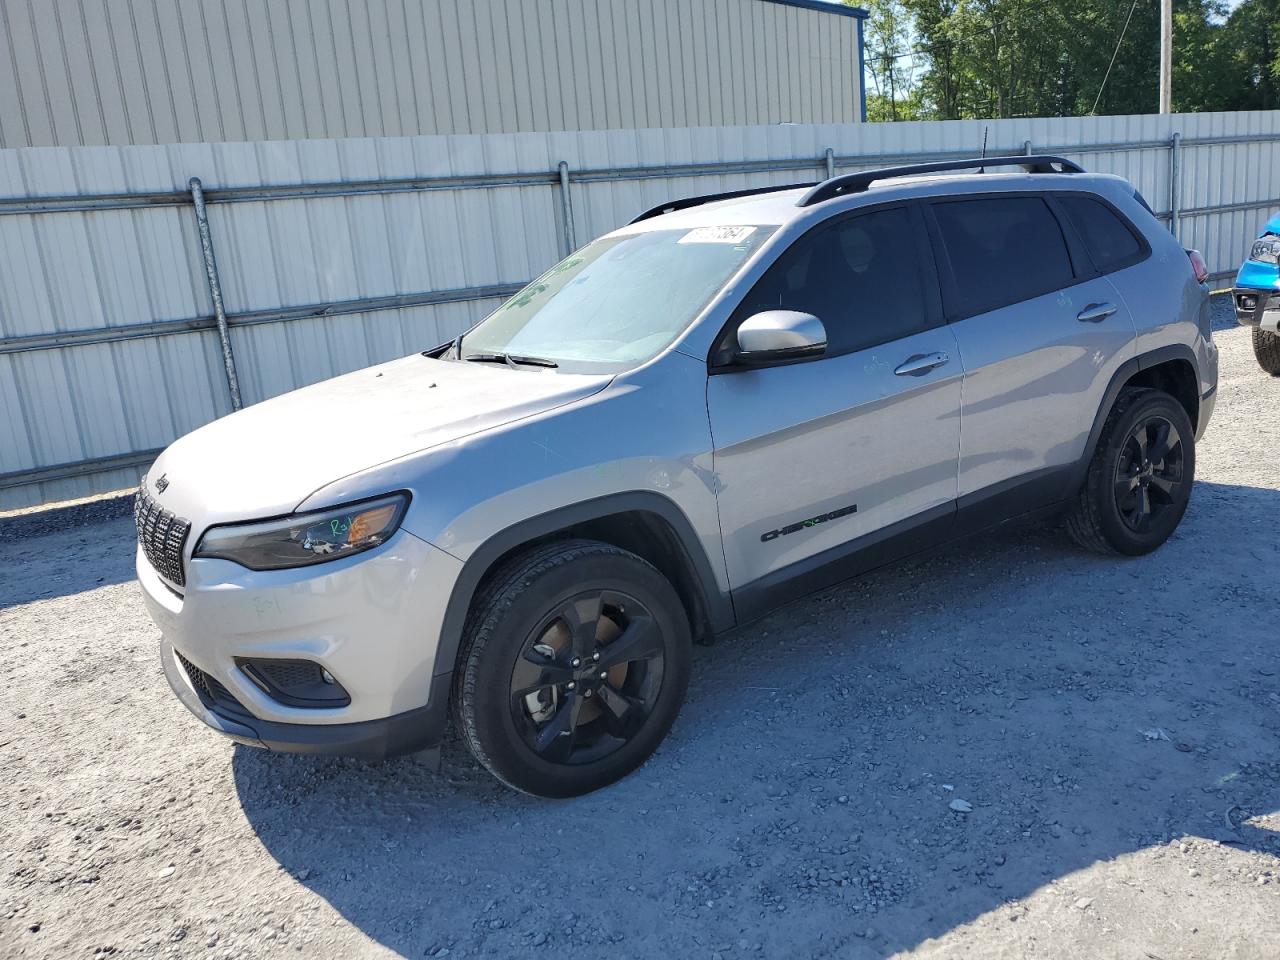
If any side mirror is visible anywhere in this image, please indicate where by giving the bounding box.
[735,310,827,364]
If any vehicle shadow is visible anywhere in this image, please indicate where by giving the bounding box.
[0,510,137,607]
[233,479,1280,958]
[1209,290,1239,332]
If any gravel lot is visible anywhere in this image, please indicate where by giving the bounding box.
[2,299,1278,960]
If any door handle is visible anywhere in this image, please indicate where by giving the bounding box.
[894,352,949,377]
[1077,302,1117,323]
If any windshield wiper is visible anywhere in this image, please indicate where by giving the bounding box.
[463,352,558,369]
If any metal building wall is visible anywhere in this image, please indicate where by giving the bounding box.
[1,110,1278,509]
[0,0,865,148]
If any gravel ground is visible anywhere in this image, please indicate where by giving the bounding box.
[2,299,1278,960]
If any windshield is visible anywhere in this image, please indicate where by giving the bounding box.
[458,225,775,371]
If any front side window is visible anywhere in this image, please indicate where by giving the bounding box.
[727,206,931,359]
[459,225,774,372]
[931,196,1075,316]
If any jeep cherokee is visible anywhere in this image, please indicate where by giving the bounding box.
[137,156,1218,797]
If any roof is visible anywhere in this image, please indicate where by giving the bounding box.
[760,0,869,19]
[618,169,1128,235]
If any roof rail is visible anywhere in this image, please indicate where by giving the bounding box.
[630,181,816,224]
[796,155,1085,208]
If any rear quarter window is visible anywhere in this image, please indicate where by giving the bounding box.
[1058,195,1144,273]
[931,196,1075,316]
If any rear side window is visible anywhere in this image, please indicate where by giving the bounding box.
[931,196,1074,316]
[1058,195,1143,273]
[732,206,932,357]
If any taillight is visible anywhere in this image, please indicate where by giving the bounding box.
[1186,248,1209,284]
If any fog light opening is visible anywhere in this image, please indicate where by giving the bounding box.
[235,657,351,707]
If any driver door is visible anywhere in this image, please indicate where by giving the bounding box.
[706,204,962,609]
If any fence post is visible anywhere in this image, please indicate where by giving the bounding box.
[189,177,243,411]
[824,147,835,180]
[556,161,576,257]
[1168,132,1182,240]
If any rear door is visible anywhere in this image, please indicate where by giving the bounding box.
[707,204,961,595]
[927,193,1137,509]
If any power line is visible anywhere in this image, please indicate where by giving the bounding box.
[1090,0,1140,115]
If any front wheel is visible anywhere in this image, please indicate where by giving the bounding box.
[1254,327,1280,376]
[454,539,692,797]
[1065,387,1196,556]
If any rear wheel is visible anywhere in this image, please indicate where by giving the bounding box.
[454,539,691,797]
[1254,327,1280,376]
[1066,387,1195,556]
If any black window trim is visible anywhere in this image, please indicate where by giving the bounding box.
[1042,194,1094,280]
[707,199,945,373]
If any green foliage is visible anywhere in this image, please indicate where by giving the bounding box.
[1224,0,1280,108]
[865,90,926,121]
[862,0,918,119]
[848,0,1280,120]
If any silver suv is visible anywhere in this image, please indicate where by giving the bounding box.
[137,156,1218,797]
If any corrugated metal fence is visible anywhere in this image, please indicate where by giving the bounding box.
[3,111,1279,509]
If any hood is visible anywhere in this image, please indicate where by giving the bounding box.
[146,355,610,526]
[1265,213,1280,237]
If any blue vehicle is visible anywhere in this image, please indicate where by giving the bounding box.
[1233,213,1280,374]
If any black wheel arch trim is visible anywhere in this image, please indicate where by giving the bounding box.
[433,492,735,681]
[1072,343,1201,491]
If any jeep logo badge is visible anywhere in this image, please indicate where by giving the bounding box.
[155,473,169,494]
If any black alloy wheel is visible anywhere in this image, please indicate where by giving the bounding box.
[1065,387,1196,556]
[1112,415,1186,533]
[454,539,691,797]
[510,589,665,766]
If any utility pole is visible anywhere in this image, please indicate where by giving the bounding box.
[1159,0,1172,113]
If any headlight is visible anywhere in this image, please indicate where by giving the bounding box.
[1250,236,1280,264]
[194,492,410,570]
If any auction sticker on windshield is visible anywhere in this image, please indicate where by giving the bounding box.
[678,225,757,244]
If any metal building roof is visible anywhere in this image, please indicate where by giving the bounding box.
[762,0,870,18]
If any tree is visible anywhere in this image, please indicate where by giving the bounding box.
[905,0,962,119]
[1172,0,1241,112]
[857,0,920,120]
[1224,0,1280,109]
[868,0,1270,121]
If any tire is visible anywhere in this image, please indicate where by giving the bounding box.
[1065,387,1196,556]
[1254,327,1280,376]
[453,539,692,798]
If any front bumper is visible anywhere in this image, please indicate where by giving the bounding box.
[139,527,464,758]
[1233,284,1280,331]
[161,638,450,758]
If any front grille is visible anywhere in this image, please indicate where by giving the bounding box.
[135,483,191,586]
[175,650,255,723]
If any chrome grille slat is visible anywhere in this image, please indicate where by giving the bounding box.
[134,483,190,586]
